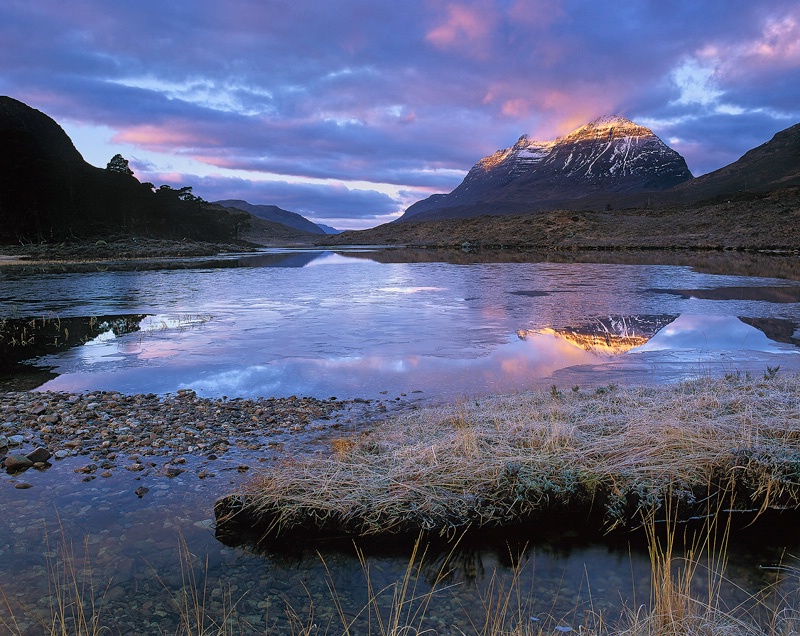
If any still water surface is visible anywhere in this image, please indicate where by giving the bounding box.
[2,249,800,634]
[4,249,800,398]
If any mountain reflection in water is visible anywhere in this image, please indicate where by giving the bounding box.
[32,313,800,400]
[519,314,678,356]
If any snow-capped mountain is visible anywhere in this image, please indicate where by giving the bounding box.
[399,116,693,221]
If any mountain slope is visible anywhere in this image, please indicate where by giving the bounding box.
[0,96,248,243]
[321,187,800,250]
[400,116,693,221]
[215,199,325,234]
[236,214,322,245]
[670,121,800,202]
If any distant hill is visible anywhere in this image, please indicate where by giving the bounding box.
[668,121,800,203]
[237,214,323,245]
[215,199,326,234]
[399,116,693,222]
[316,223,342,234]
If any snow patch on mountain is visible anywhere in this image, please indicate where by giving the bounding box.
[399,115,693,221]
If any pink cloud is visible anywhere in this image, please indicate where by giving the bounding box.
[425,2,495,57]
[151,171,184,183]
[745,15,800,68]
[500,98,533,118]
[398,110,417,125]
[705,11,800,86]
[483,81,614,131]
[192,155,239,169]
[112,124,212,150]
[499,92,579,118]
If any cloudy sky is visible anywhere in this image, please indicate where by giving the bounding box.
[2,1,799,229]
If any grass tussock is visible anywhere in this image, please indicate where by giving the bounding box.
[222,372,800,538]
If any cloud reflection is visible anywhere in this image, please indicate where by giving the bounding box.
[33,310,800,401]
[631,314,793,353]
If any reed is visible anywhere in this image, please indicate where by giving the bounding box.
[1,520,799,635]
[1,528,109,636]
[319,536,460,635]
[153,535,245,636]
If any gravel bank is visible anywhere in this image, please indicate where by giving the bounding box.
[0,389,358,487]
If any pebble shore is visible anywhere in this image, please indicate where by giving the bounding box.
[0,388,356,488]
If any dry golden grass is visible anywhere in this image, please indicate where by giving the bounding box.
[223,371,800,538]
[1,529,109,636]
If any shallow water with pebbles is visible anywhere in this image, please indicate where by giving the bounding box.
[2,390,800,634]
[1,388,351,481]
[0,389,394,634]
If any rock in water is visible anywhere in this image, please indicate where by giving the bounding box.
[4,454,33,471]
[26,447,51,463]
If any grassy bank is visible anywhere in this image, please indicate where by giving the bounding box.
[217,371,800,540]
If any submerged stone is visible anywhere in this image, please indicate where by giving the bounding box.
[4,454,33,471]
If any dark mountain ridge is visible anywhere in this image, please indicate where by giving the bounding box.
[670,121,800,202]
[214,199,326,235]
[0,96,250,244]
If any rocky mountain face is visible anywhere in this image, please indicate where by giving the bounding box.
[0,96,248,244]
[400,116,693,221]
[214,199,326,235]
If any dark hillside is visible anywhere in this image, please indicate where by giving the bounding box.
[321,187,800,251]
[670,122,800,203]
[215,199,325,234]
[0,96,247,244]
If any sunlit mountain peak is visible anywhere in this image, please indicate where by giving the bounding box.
[560,115,655,143]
